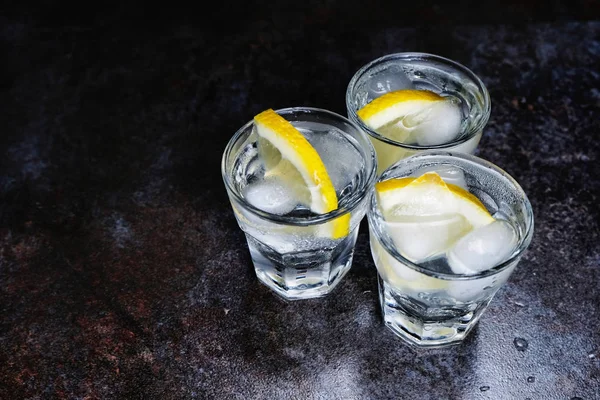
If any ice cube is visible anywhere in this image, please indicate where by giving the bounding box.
[411,165,468,189]
[367,70,414,98]
[307,127,362,192]
[371,234,449,292]
[447,220,518,275]
[385,213,472,263]
[243,177,298,215]
[410,100,462,146]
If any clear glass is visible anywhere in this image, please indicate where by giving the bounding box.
[346,52,491,174]
[222,107,377,300]
[367,151,534,347]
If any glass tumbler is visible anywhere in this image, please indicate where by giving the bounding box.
[346,52,491,174]
[222,107,377,300]
[368,151,534,347]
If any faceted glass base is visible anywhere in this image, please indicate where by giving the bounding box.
[379,276,486,348]
[247,229,358,301]
[255,262,352,301]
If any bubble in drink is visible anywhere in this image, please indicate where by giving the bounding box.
[411,164,468,189]
[243,177,298,215]
[367,70,414,98]
[447,220,518,275]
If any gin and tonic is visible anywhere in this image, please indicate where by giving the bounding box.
[346,52,491,174]
[222,107,377,300]
[368,151,534,347]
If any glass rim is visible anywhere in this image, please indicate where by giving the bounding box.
[345,52,492,150]
[221,106,378,226]
[368,150,535,280]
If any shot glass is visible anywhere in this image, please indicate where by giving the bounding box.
[367,151,534,347]
[346,52,491,174]
[222,107,377,300]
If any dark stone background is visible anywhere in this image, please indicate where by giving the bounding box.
[1,1,599,399]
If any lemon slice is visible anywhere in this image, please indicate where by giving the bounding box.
[375,172,494,262]
[357,89,462,146]
[253,109,349,239]
[358,89,443,129]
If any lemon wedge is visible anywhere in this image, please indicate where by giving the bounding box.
[358,90,443,130]
[375,172,494,262]
[357,89,462,147]
[253,109,349,239]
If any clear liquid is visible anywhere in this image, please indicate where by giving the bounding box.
[248,227,359,300]
[375,205,521,289]
[369,163,527,345]
[353,61,488,174]
[373,213,521,346]
[357,61,485,144]
[230,121,369,300]
[233,121,367,215]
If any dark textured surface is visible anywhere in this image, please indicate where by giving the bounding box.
[1,3,600,399]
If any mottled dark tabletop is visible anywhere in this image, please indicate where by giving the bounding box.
[1,2,599,399]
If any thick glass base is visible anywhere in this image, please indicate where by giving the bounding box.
[246,230,358,300]
[378,276,486,348]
